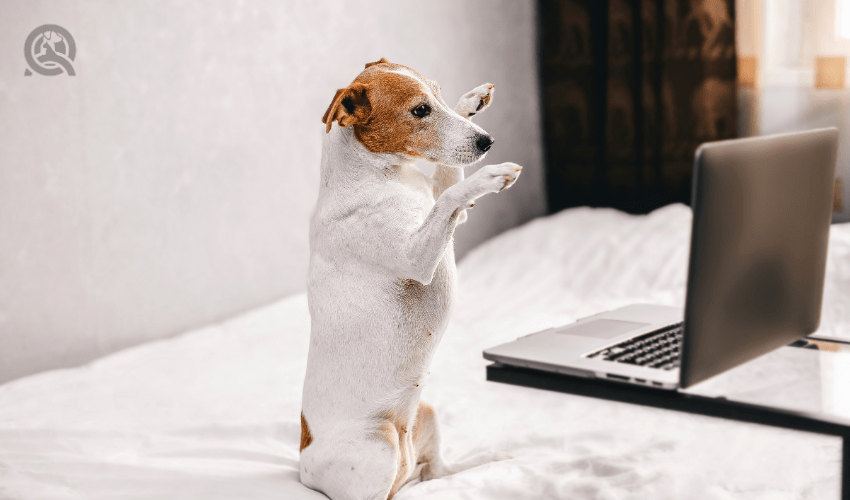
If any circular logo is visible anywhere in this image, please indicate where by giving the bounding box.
[24,24,76,76]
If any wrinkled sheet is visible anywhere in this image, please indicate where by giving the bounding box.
[2,204,850,500]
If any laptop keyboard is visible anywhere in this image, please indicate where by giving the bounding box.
[585,323,683,370]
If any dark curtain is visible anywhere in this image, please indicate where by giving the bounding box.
[539,0,737,214]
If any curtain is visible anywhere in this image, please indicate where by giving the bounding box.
[539,0,737,214]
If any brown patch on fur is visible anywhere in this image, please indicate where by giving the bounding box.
[375,409,416,500]
[411,401,435,449]
[365,57,390,69]
[324,61,443,156]
[322,83,372,133]
[352,71,434,155]
[397,278,427,309]
[411,400,439,480]
[300,412,313,452]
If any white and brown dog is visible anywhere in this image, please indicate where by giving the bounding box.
[301,58,520,500]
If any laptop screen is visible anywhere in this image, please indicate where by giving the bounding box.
[680,128,838,388]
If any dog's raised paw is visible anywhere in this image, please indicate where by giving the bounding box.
[455,83,495,119]
[466,162,522,197]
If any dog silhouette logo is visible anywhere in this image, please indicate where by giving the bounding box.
[24,24,76,76]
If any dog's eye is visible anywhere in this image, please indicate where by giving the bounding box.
[411,104,431,118]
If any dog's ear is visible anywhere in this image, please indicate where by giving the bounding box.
[322,83,371,133]
[364,57,389,69]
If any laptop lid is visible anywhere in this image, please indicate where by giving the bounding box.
[680,128,838,388]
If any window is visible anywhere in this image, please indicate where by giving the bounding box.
[838,0,850,39]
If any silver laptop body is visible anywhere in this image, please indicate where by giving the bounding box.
[483,128,839,390]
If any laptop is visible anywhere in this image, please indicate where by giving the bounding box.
[483,128,839,389]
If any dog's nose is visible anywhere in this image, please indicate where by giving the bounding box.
[476,134,494,153]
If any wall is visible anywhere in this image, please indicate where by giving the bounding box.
[0,0,546,384]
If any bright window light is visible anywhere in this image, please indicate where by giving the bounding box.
[839,0,850,39]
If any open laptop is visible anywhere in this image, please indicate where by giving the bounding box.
[483,128,839,389]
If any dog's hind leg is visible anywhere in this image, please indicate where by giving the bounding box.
[300,413,416,500]
[432,83,496,220]
[301,431,402,500]
[412,400,511,482]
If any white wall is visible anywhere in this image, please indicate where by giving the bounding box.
[0,0,545,384]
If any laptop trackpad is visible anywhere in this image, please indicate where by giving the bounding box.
[556,319,650,339]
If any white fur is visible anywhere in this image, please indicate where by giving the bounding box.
[301,79,518,500]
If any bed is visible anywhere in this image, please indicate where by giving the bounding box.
[2,204,850,500]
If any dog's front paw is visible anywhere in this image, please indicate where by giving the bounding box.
[445,162,522,215]
[455,83,494,119]
[469,162,522,195]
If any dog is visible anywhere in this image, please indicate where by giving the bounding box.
[300,58,521,500]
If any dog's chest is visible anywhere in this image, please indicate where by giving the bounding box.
[388,167,457,331]
[310,161,461,353]
[391,163,435,211]
[393,249,457,334]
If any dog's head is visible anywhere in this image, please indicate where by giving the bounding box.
[322,58,493,167]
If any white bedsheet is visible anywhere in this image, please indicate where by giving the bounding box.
[2,204,850,500]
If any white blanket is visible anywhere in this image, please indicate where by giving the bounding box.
[2,204,850,500]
